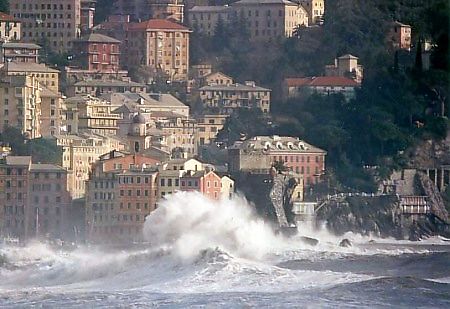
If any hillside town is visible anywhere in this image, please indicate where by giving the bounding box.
[0,0,449,244]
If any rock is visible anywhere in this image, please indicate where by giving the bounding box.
[368,240,376,244]
[339,239,352,247]
[300,236,319,246]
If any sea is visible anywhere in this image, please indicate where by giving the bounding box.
[1,192,449,308]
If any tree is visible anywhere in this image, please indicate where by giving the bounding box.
[0,0,8,13]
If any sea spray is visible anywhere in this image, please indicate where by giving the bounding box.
[143,192,286,261]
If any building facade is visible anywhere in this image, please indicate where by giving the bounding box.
[72,33,121,73]
[297,0,324,25]
[85,153,160,243]
[0,156,71,241]
[10,0,82,53]
[196,114,228,145]
[55,133,124,198]
[189,0,310,39]
[229,135,326,185]
[199,81,271,114]
[0,74,41,139]
[324,54,364,84]
[125,19,190,81]
[64,95,121,136]
[1,42,40,63]
[283,76,360,100]
[389,21,412,51]
[0,12,21,42]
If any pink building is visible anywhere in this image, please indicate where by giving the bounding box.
[180,170,222,200]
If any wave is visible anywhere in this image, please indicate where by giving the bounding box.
[0,192,448,299]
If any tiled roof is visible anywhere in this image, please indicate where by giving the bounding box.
[30,164,66,172]
[2,42,41,49]
[74,80,144,87]
[6,62,59,73]
[76,33,121,44]
[190,6,233,13]
[285,76,359,87]
[338,54,359,59]
[5,156,31,166]
[199,83,271,92]
[230,135,326,154]
[0,12,16,21]
[127,19,189,31]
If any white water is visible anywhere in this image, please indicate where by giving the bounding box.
[1,192,449,307]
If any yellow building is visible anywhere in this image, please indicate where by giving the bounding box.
[125,19,191,81]
[196,114,228,145]
[297,0,325,25]
[0,12,21,42]
[63,95,121,136]
[0,74,41,138]
[10,0,82,53]
[55,133,124,198]
[189,0,309,39]
[40,87,65,138]
[160,117,198,157]
[4,62,60,92]
[203,72,234,86]
[199,81,271,114]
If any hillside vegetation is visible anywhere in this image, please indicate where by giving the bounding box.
[198,0,449,191]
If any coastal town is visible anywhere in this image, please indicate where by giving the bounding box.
[0,0,449,244]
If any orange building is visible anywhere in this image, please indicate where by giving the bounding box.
[125,19,190,81]
[85,152,161,243]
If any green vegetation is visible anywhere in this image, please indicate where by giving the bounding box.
[0,127,62,165]
[202,0,449,191]
[0,0,8,13]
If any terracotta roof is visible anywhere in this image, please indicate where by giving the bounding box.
[0,12,16,21]
[285,76,359,87]
[127,19,189,31]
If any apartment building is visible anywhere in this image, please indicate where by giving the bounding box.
[64,95,121,136]
[188,0,309,39]
[199,81,271,114]
[283,76,360,100]
[160,116,198,157]
[55,133,124,198]
[0,12,21,42]
[228,135,326,185]
[125,19,190,81]
[107,92,190,119]
[297,0,324,25]
[196,114,228,145]
[85,153,160,243]
[4,61,60,92]
[1,42,40,63]
[188,5,234,36]
[10,0,82,53]
[389,21,412,51]
[0,156,71,241]
[0,74,41,139]
[72,33,121,73]
[67,79,146,97]
[180,170,222,200]
[325,54,364,84]
[112,0,184,23]
[40,87,64,137]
